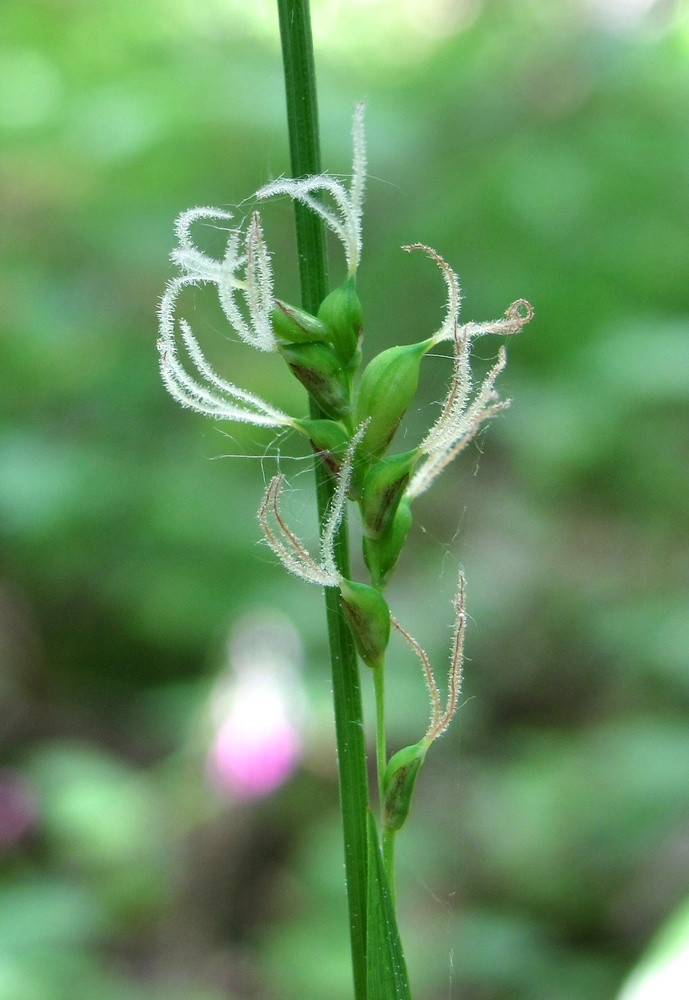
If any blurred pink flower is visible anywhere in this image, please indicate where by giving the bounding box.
[0,769,37,848]
[206,613,305,800]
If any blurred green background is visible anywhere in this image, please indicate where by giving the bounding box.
[2,0,689,998]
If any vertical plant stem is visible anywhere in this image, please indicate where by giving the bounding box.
[276,0,328,312]
[372,664,386,811]
[382,827,396,907]
[276,3,368,998]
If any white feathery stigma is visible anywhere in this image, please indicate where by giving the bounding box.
[258,423,368,586]
[405,252,533,499]
[403,243,462,347]
[158,207,292,427]
[256,102,366,275]
[391,571,467,745]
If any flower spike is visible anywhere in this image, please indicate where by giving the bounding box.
[256,103,366,275]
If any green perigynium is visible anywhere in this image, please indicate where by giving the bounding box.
[339,578,391,671]
[317,275,363,366]
[360,451,417,541]
[158,104,532,891]
[278,339,353,421]
[271,300,329,344]
[354,339,433,463]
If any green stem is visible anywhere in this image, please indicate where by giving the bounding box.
[276,0,328,311]
[372,663,386,812]
[382,826,396,907]
[277,3,368,999]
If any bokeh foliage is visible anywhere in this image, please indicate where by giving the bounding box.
[1,1,689,998]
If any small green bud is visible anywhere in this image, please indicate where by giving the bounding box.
[339,578,391,669]
[361,450,417,540]
[383,740,427,832]
[354,339,432,462]
[271,300,329,344]
[363,496,412,586]
[318,275,362,365]
[279,341,352,421]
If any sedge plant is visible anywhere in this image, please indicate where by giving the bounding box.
[157,2,533,995]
